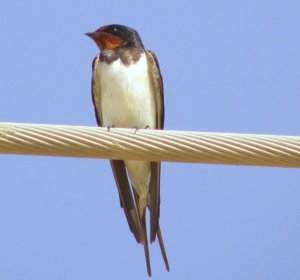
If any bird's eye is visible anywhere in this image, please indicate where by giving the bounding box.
[112,26,118,32]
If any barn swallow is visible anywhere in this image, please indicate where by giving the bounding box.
[85,24,169,276]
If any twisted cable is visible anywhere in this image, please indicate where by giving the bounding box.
[0,122,299,168]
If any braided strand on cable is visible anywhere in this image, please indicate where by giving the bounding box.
[0,122,299,168]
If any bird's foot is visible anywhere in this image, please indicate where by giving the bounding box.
[133,126,139,134]
[134,125,150,133]
[107,124,115,132]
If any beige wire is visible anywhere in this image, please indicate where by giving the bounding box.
[0,122,300,168]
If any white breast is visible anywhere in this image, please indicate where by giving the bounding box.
[94,53,156,129]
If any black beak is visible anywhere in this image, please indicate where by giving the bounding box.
[84,32,96,38]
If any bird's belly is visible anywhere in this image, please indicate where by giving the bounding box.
[96,56,155,201]
[98,56,156,129]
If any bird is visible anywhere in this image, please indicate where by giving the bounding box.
[85,24,169,276]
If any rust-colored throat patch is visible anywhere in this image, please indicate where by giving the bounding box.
[93,32,125,51]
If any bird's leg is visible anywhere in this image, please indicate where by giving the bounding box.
[107,124,115,132]
[134,125,150,134]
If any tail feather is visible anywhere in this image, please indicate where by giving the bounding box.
[149,162,160,242]
[141,213,152,277]
[132,188,152,277]
[157,226,170,271]
[112,160,169,276]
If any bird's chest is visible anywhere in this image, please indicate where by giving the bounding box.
[94,55,155,128]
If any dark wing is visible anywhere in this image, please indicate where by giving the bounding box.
[110,160,143,243]
[145,50,164,130]
[145,50,170,271]
[145,50,164,241]
[91,55,102,127]
[91,55,143,243]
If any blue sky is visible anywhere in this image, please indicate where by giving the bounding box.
[1,1,300,279]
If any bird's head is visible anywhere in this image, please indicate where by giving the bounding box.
[85,24,144,51]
